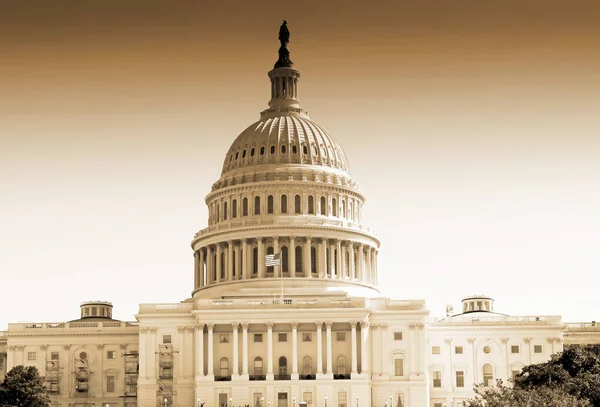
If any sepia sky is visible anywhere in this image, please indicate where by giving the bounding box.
[1,0,599,328]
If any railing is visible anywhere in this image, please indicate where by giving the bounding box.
[249,374,266,381]
[299,374,316,380]
[159,374,173,380]
[208,297,360,309]
[274,374,291,380]
[13,321,139,330]
[565,322,600,331]
[214,375,232,381]
[333,374,351,380]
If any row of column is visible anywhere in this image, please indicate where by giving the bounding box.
[193,321,371,377]
[194,238,378,289]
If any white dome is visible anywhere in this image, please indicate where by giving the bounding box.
[221,114,350,176]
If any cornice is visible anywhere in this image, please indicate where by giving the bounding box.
[428,325,566,331]
[6,331,139,338]
[192,223,379,247]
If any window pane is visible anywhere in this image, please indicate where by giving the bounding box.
[394,359,404,376]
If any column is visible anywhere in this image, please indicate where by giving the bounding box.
[502,337,510,380]
[318,239,326,278]
[328,240,335,278]
[216,244,222,281]
[196,324,204,377]
[199,249,205,287]
[351,321,358,374]
[242,323,249,376]
[289,236,296,277]
[468,337,477,383]
[194,251,200,289]
[305,237,312,277]
[258,238,265,278]
[357,244,364,282]
[326,322,333,374]
[291,322,299,377]
[360,322,370,375]
[207,324,214,376]
[177,327,185,378]
[316,322,323,374]
[232,323,239,376]
[365,248,372,284]
[139,328,148,378]
[242,239,248,279]
[336,241,343,279]
[236,242,242,280]
[207,246,214,285]
[228,241,234,281]
[148,328,157,379]
[273,237,280,278]
[349,243,356,279]
[267,322,274,378]
[373,250,379,286]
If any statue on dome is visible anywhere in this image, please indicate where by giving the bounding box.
[275,20,293,68]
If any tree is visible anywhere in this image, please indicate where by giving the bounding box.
[465,381,591,407]
[0,365,50,407]
[515,344,600,406]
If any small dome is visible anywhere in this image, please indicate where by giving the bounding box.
[221,114,350,176]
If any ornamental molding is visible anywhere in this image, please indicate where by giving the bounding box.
[315,321,323,328]
[325,322,333,329]
[524,337,532,343]
[360,321,369,329]
[206,323,215,330]
[266,322,274,329]
[241,322,249,330]
[7,332,139,338]
[350,321,358,328]
[232,323,240,330]
[291,322,299,329]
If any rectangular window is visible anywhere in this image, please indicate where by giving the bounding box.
[456,371,465,387]
[432,346,441,354]
[220,334,230,343]
[394,359,404,376]
[338,391,347,407]
[433,371,442,387]
[106,375,115,392]
[28,352,36,361]
[303,392,313,407]
[253,393,263,407]
[163,335,171,344]
[278,333,287,342]
[254,333,263,342]
[303,333,312,342]
[107,351,116,360]
[336,332,346,341]
[434,403,443,407]
[512,370,520,381]
[534,345,543,353]
[394,332,403,341]
[92,307,97,316]
[455,346,463,354]
[511,345,520,354]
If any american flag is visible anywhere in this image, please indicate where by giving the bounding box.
[265,253,281,266]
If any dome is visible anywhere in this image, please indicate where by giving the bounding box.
[221,113,350,176]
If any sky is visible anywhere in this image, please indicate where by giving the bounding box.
[1,0,599,329]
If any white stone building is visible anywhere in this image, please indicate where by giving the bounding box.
[2,24,599,407]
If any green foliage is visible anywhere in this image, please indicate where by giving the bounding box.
[515,344,600,406]
[0,365,50,407]
[464,381,591,407]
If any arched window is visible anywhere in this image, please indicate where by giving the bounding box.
[337,356,346,374]
[281,246,289,274]
[267,195,274,214]
[311,246,317,275]
[213,252,217,282]
[320,196,327,215]
[483,364,494,386]
[303,356,312,375]
[254,196,261,215]
[220,357,229,377]
[232,200,238,218]
[332,198,337,217]
[342,200,346,218]
[326,247,330,276]
[221,251,226,280]
[333,249,338,276]
[250,148,255,157]
[281,195,288,214]
[252,247,258,276]
[270,145,275,155]
[308,196,314,214]
[349,201,353,221]
[243,198,249,216]
[254,357,263,375]
[295,246,303,276]
[223,201,228,220]
[278,356,288,376]
[295,195,301,214]
[281,145,287,154]
[266,246,274,275]
[260,146,265,155]
[216,204,220,222]
[292,145,297,154]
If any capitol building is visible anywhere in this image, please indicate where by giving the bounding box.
[0,23,598,407]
